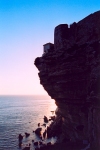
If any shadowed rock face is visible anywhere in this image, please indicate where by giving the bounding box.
[34,11,100,149]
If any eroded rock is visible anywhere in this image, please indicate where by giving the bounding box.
[34,11,100,149]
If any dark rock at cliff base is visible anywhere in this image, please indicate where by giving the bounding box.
[37,142,92,150]
[35,128,42,136]
[22,146,30,150]
[41,123,46,127]
[43,129,46,139]
[18,134,23,141]
[25,132,30,137]
[76,125,84,131]
[44,116,48,123]
[34,141,38,146]
[46,115,62,138]
[50,115,55,121]
[39,141,43,145]
[34,11,100,149]
[47,142,51,145]
[18,142,22,148]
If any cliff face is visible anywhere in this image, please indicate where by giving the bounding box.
[35,11,100,149]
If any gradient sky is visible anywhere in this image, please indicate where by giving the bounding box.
[0,0,100,95]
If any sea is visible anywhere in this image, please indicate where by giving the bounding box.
[0,95,57,150]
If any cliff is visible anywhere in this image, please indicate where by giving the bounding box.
[34,11,100,149]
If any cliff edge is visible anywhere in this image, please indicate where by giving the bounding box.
[34,11,100,149]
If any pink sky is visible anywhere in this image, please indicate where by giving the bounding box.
[0,0,100,95]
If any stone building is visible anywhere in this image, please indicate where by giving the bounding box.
[43,43,54,55]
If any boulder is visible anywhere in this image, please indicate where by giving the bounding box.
[35,128,42,136]
[18,134,23,141]
[38,123,40,127]
[25,132,30,137]
[44,116,48,123]
[39,141,43,145]
[47,142,51,145]
[22,146,30,150]
[34,141,38,146]
[50,116,55,121]
[43,129,46,139]
[41,123,46,127]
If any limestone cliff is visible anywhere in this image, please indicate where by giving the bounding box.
[34,11,100,149]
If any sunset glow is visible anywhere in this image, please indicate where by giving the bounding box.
[0,0,100,95]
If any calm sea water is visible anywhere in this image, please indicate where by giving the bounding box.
[0,95,57,150]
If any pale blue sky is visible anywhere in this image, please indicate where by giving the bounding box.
[0,0,100,95]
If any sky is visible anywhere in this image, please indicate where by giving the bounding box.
[0,0,100,95]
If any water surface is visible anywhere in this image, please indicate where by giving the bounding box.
[0,95,57,150]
